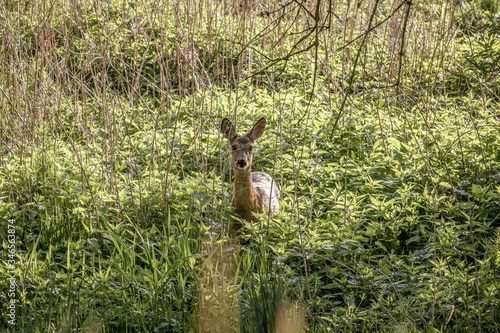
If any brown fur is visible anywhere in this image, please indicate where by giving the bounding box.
[221,118,279,231]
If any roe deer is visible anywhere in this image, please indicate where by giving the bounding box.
[221,117,279,231]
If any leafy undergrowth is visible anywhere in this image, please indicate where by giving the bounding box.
[1,87,499,332]
[1,0,500,332]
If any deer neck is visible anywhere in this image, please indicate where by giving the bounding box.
[233,168,258,221]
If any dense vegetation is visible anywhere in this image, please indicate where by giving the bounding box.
[1,0,499,332]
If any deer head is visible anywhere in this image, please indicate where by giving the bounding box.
[221,117,266,172]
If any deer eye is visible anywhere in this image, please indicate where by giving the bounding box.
[249,146,253,151]
[232,146,237,151]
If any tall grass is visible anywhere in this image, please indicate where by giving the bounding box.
[1,0,499,331]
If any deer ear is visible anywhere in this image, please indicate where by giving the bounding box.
[221,118,237,140]
[247,117,266,141]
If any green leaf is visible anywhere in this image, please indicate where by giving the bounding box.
[372,139,384,151]
[387,137,401,150]
[375,241,387,252]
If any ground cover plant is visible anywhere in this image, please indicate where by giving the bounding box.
[1,0,499,332]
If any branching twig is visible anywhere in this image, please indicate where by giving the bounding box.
[329,0,381,139]
[335,0,407,52]
[395,0,412,90]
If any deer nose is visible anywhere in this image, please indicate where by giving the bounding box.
[237,159,246,168]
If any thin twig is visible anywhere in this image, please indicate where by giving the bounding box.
[329,0,381,139]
